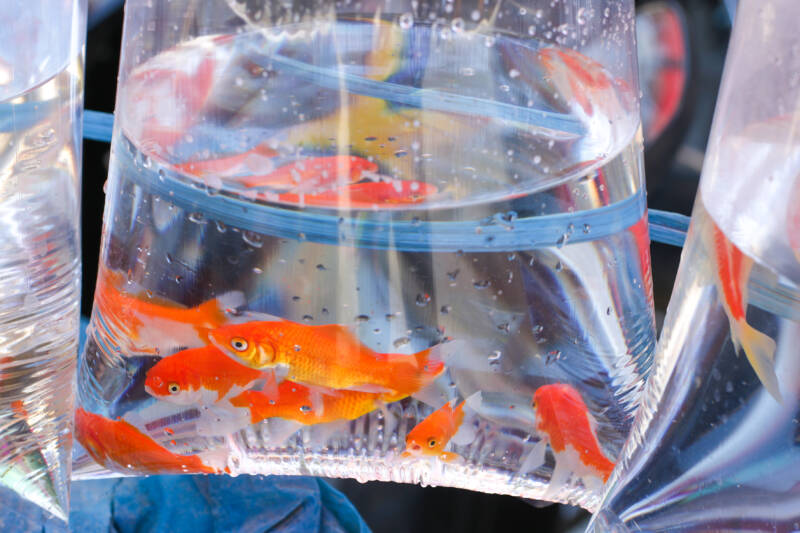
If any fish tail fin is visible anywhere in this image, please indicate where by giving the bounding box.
[415,347,445,378]
[197,291,246,328]
[734,320,781,402]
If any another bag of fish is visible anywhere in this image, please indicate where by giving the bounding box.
[75,0,655,510]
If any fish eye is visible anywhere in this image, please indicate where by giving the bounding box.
[168,383,180,394]
[230,337,248,352]
[427,438,437,448]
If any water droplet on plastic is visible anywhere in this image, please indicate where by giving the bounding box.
[302,314,313,322]
[174,275,183,284]
[473,279,490,290]
[488,350,502,367]
[293,344,302,352]
[300,405,312,413]
[446,269,460,281]
[188,212,204,223]
[554,261,563,272]
[399,12,414,29]
[545,350,562,365]
[393,337,410,348]
[416,293,431,307]
[440,305,452,314]
[292,295,301,302]
[243,231,263,248]
[356,314,370,323]
[316,264,326,271]
[394,149,408,158]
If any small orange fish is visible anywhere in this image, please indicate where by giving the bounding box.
[145,345,263,405]
[230,384,384,425]
[75,408,217,475]
[277,179,438,208]
[238,155,378,191]
[533,383,615,483]
[94,267,241,352]
[402,399,465,462]
[709,222,780,400]
[209,320,445,395]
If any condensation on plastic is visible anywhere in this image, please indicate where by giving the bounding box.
[75,0,656,512]
[590,1,800,530]
[0,0,86,521]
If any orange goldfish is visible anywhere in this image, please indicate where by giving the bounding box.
[176,142,279,180]
[230,384,384,425]
[75,408,217,474]
[145,345,263,405]
[277,179,438,208]
[533,383,615,483]
[709,222,780,400]
[208,320,445,395]
[539,47,613,117]
[402,398,465,462]
[94,267,242,352]
[239,155,378,192]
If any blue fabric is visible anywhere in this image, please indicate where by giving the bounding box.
[0,475,370,532]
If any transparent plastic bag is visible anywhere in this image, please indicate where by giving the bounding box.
[0,0,86,520]
[75,0,654,510]
[591,1,800,530]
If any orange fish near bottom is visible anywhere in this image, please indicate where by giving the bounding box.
[402,399,466,462]
[230,383,384,425]
[75,408,217,475]
[533,383,615,483]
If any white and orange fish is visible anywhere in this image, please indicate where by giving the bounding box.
[531,383,616,491]
[145,345,264,405]
[708,221,780,400]
[94,267,243,353]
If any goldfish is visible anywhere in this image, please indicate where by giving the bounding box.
[176,142,279,181]
[533,383,615,485]
[539,47,613,117]
[208,319,445,395]
[402,398,466,462]
[709,221,780,400]
[94,267,243,352]
[230,384,384,425]
[145,345,263,405]
[277,178,438,208]
[75,408,217,475]
[240,155,378,192]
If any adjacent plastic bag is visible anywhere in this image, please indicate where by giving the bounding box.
[591,1,800,530]
[76,0,654,510]
[0,0,86,520]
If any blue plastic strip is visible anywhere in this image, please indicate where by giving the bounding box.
[82,109,692,248]
[648,209,690,247]
[84,109,115,142]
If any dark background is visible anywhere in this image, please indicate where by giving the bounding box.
[81,1,734,530]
